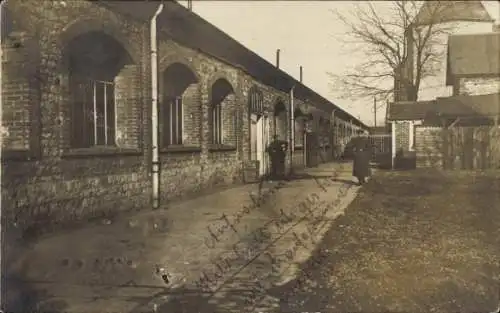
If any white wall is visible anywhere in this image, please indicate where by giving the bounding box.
[415,21,495,101]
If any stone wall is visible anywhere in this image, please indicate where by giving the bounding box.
[458,76,500,96]
[1,0,345,236]
[2,0,150,236]
[395,121,411,153]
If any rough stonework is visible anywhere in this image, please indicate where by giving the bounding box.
[1,0,365,236]
[458,77,500,96]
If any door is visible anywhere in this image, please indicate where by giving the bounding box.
[250,114,258,162]
[306,132,319,167]
[262,115,270,176]
[251,113,270,177]
[255,115,264,176]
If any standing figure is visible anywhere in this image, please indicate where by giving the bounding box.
[267,135,288,180]
[352,135,372,185]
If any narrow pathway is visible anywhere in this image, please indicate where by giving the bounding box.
[5,162,362,313]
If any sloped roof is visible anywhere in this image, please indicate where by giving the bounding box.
[93,0,367,129]
[387,100,437,121]
[387,93,500,121]
[446,32,500,85]
[414,1,494,26]
[434,93,500,117]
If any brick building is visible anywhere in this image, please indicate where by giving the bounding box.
[387,1,496,160]
[387,29,500,169]
[446,32,500,97]
[1,0,367,234]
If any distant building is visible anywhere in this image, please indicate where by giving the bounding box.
[387,29,500,168]
[369,126,390,135]
[402,0,495,103]
[446,32,500,97]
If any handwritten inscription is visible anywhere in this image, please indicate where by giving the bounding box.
[194,167,352,296]
[195,192,321,290]
[204,180,287,249]
[244,182,353,307]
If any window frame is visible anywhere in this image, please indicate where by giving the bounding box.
[162,95,184,147]
[70,77,117,149]
[210,102,223,145]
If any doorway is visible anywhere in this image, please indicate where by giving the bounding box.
[250,113,269,177]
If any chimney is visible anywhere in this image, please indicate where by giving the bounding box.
[276,49,280,68]
[187,0,192,10]
[299,66,303,83]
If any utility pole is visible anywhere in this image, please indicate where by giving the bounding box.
[373,97,377,127]
[289,85,295,176]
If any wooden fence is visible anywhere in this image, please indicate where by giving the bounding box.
[415,126,500,170]
[368,134,392,162]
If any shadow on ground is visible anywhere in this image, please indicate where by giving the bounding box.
[134,170,500,313]
[4,270,70,313]
[7,169,499,313]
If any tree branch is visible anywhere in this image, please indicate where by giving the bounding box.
[330,0,454,106]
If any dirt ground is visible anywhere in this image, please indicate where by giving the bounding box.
[275,169,500,313]
[6,167,500,313]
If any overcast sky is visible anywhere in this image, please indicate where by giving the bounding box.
[179,1,500,126]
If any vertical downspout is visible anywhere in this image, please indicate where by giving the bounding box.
[151,3,164,209]
[391,121,396,169]
[289,86,295,174]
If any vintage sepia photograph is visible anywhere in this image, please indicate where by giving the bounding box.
[1,0,499,312]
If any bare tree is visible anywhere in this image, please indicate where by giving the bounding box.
[329,1,456,105]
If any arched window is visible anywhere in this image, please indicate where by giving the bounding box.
[210,78,234,145]
[65,31,134,148]
[248,86,264,115]
[161,63,198,146]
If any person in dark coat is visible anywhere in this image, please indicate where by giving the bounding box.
[267,135,287,180]
[352,135,372,185]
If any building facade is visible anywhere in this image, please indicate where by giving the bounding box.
[1,0,367,235]
[387,30,500,169]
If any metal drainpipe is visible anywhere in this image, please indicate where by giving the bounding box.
[289,85,295,175]
[151,2,164,209]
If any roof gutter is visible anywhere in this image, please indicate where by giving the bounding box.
[151,2,164,209]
